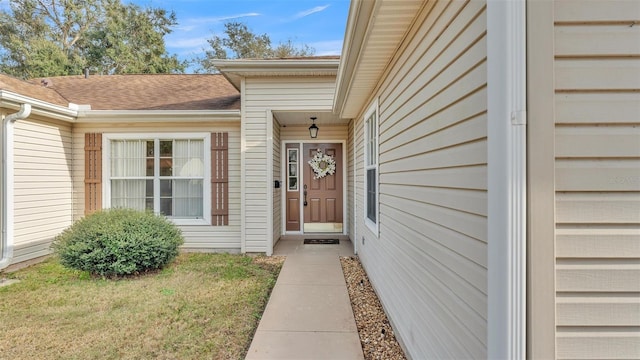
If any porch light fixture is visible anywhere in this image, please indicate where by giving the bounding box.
[309,117,319,138]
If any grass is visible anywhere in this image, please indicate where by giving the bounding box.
[0,253,283,360]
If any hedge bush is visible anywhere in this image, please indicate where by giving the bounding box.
[53,208,184,277]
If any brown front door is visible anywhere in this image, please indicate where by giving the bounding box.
[303,143,343,233]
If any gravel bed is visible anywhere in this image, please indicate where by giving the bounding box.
[341,256,407,360]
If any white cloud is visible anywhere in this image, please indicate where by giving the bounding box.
[166,36,210,50]
[293,5,330,19]
[184,12,261,25]
[311,40,343,56]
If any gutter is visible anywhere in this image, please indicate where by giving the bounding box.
[0,91,77,122]
[76,109,241,123]
[1,104,32,270]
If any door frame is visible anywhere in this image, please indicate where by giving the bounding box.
[281,139,347,235]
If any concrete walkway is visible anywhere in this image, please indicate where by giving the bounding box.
[246,238,364,360]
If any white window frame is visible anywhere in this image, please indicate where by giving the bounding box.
[103,133,211,226]
[287,148,299,192]
[363,99,379,235]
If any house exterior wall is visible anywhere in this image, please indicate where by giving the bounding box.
[12,116,74,263]
[243,76,336,252]
[347,120,355,248]
[279,124,348,141]
[272,117,281,247]
[552,1,640,358]
[72,122,242,252]
[353,1,488,358]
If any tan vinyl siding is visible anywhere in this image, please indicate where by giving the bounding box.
[244,76,336,252]
[553,1,640,358]
[272,117,281,247]
[347,119,355,242]
[12,117,73,263]
[280,124,348,141]
[354,2,488,358]
[72,122,241,251]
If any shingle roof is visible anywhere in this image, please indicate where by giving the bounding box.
[32,74,240,110]
[0,73,69,107]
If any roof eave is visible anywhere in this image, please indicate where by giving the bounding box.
[213,58,341,90]
[334,0,424,119]
[0,90,78,122]
[333,0,377,119]
[76,109,242,123]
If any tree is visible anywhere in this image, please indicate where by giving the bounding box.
[0,0,185,78]
[85,1,184,74]
[198,22,315,73]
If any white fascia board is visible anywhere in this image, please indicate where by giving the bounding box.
[213,59,340,73]
[75,110,241,123]
[487,0,527,359]
[213,59,340,90]
[0,91,78,122]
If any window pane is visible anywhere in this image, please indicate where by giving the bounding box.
[145,180,154,211]
[288,149,297,163]
[160,198,172,216]
[145,180,153,197]
[160,140,172,157]
[174,139,204,177]
[160,158,172,176]
[111,179,146,211]
[111,140,146,177]
[173,179,203,218]
[160,180,172,197]
[365,114,377,167]
[146,158,154,176]
[160,179,173,216]
[366,168,376,223]
[371,113,377,164]
[145,198,153,211]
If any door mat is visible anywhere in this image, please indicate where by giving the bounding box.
[304,239,340,245]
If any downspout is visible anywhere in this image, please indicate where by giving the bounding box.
[0,104,32,270]
[487,0,527,358]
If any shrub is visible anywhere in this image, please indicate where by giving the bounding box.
[53,209,183,277]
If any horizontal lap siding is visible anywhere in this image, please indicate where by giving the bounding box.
[355,2,488,358]
[12,118,73,263]
[279,125,348,141]
[554,1,640,358]
[348,120,355,241]
[244,77,336,252]
[72,122,242,251]
[273,118,281,247]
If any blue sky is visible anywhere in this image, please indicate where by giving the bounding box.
[0,0,350,71]
[129,0,351,68]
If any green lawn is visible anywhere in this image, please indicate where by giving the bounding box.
[0,253,283,360]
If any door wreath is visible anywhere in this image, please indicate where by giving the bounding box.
[308,149,336,179]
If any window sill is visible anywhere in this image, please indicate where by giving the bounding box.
[171,218,211,226]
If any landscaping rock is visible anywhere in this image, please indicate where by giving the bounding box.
[341,256,407,360]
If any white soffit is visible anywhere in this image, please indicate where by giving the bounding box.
[335,0,423,119]
[272,111,346,127]
[213,58,340,90]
